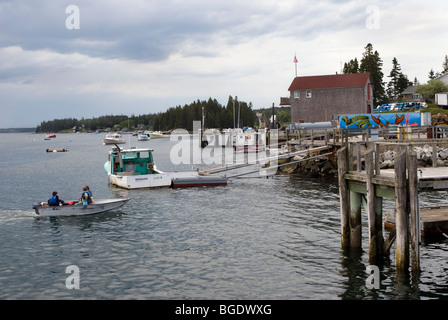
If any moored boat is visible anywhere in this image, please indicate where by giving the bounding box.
[104,146,226,189]
[32,198,130,217]
[148,131,169,139]
[102,133,126,145]
[137,133,151,141]
[45,134,56,140]
[233,130,266,153]
[46,148,69,152]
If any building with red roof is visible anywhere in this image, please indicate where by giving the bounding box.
[287,73,373,123]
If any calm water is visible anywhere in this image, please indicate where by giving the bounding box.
[0,133,447,300]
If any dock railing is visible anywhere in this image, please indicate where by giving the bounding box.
[286,125,448,151]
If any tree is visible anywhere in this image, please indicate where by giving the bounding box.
[386,57,409,101]
[343,58,359,74]
[359,43,386,106]
[428,68,437,81]
[415,79,448,100]
[443,55,448,74]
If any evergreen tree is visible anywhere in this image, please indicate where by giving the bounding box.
[343,58,359,74]
[428,68,436,80]
[443,55,448,74]
[359,43,386,106]
[386,57,409,101]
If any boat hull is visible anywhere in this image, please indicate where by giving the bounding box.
[108,171,227,189]
[109,172,173,189]
[33,198,130,217]
[103,138,126,145]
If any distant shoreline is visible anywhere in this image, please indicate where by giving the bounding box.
[0,128,36,133]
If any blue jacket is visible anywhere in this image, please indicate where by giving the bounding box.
[48,195,59,206]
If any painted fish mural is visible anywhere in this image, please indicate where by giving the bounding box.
[340,112,421,130]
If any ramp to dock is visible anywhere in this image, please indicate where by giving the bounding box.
[200,146,333,178]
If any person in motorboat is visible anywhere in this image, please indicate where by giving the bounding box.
[48,191,66,206]
[78,186,93,205]
[85,186,93,199]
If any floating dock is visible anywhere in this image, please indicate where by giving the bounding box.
[385,206,448,238]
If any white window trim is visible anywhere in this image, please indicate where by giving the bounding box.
[294,90,300,99]
[306,90,312,98]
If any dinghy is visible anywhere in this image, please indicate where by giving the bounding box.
[32,198,130,217]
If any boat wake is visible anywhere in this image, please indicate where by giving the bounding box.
[0,209,36,224]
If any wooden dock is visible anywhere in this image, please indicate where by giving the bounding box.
[338,139,448,275]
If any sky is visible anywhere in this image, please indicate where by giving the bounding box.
[1,0,447,128]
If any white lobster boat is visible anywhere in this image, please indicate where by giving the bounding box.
[104,146,227,189]
[33,198,130,217]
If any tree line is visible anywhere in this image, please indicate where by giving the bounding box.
[35,96,263,133]
[342,43,448,105]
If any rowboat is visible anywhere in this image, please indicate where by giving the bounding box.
[32,198,130,217]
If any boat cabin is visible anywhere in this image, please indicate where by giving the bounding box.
[108,147,156,176]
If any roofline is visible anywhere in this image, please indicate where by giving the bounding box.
[288,72,371,91]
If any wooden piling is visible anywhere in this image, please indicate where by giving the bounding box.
[365,150,383,263]
[337,147,350,248]
[350,191,362,248]
[394,150,409,273]
[407,149,420,274]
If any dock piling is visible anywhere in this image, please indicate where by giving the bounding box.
[394,150,409,273]
[337,147,350,248]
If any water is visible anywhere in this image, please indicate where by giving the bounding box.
[0,133,448,300]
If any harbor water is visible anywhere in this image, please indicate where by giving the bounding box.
[0,133,448,300]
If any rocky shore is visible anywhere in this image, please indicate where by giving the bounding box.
[277,144,448,178]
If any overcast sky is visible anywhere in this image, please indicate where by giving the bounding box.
[1,0,447,128]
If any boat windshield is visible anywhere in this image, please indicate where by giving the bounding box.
[122,152,137,159]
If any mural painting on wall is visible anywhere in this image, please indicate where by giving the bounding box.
[340,113,421,129]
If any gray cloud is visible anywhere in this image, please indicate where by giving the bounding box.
[0,0,376,61]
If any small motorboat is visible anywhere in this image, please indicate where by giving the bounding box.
[45,134,56,140]
[148,131,169,139]
[46,148,69,153]
[102,133,126,145]
[137,133,151,141]
[32,198,130,217]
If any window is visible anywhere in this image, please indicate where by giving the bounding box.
[294,90,300,99]
[306,90,312,98]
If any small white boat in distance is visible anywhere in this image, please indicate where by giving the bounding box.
[148,131,169,139]
[137,133,151,141]
[103,133,126,145]
[32,198,130,217]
